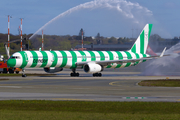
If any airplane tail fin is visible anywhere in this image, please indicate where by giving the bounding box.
[130,24,153,54]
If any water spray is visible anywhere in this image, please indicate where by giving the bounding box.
[29,0,153,39]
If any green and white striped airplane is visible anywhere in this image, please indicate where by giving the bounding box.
[7,24,166,77]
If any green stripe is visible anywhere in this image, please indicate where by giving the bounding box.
[140,30,145,54]
[60,51,67,67]
[19,51,28,68]
[8,57,16,67]
[30,51,38,68]
[134,53,140,65]
[142,54,147,62]
[148,24,153,40]
[40,51,48,67]
[88,51,96,61]
[106,51,113,68]
[124,51,132,67]
[115,51,123,68]
[79,51,86,62]
[69,51,77,69]
[131,44,136,53]
[97,51,105,61]
[50,51,58,67]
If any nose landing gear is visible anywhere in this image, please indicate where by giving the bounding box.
[22,68,27,77]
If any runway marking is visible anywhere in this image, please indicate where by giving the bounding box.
[109,81,121,86]
[52,98,94,101]
[122,97,147,99]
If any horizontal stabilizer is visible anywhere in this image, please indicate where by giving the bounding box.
[160,47,166,57]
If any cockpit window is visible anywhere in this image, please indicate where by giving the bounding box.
[11,56,20,59]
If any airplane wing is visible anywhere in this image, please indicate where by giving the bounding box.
[76,57,153,66]
[76,47,167,66]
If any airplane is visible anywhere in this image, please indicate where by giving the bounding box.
[7,24,166,77]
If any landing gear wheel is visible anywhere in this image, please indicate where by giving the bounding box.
[22,74,27,77]
[70,72,79,77]
[8,69,14,74]
[70,69,79,77]
[93,73,102,77]
[16,71,19,74]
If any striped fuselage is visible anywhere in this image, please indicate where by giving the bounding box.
[8,50,149,69]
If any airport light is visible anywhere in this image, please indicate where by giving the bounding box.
[20,18,23,51]
[82,30,83,51]
[7,15,12,55]
[42,30,44,51]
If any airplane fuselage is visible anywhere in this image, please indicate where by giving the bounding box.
[7,50,149,69]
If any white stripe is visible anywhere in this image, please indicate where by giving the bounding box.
[129,52,136,66]
[55,51,63,67]
[111,51,119,68]
[15,52,22,67]
[74,51,81,63]
[136,37,140,53]
[24,51,33,67]
[102,51,109,61]
[83,51,91,62]
[120,51,127,68]
[64,51,72,68]
[144,24,149,53]
[45,51,53,67]
[93,51,100,61]
[35,51,43,67]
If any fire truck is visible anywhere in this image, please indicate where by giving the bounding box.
[0,55,20,74]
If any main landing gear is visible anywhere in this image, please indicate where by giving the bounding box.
[93,73,102,77]
[70,69,79,77]
[22,68,27,77]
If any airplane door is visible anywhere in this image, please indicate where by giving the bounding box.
[51,53,55,62]
[24,52,28,62]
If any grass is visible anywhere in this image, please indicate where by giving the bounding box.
[0,100,180,120]
[138,79,180,87]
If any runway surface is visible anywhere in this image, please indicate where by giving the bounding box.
[0,68,180,102]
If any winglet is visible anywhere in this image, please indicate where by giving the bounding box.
[160,47,166,57]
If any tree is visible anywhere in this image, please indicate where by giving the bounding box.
[96,33,100,39]
[108,37,117,44]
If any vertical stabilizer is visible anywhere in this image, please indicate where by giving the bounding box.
[130,24,153,54]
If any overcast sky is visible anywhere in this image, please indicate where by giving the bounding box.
[0,0,179,38]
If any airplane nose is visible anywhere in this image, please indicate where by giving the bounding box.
[7,59,16,67]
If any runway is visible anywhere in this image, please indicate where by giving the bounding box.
[0,68,180,102]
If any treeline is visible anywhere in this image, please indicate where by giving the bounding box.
[0,33,176,58]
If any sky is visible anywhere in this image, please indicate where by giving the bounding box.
[0,0,180,38]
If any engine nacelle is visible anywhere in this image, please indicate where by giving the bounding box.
[83,63,103,73]
[44,67,63,73]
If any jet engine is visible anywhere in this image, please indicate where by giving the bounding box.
[83,63,103,73]
[44,67,63,73]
